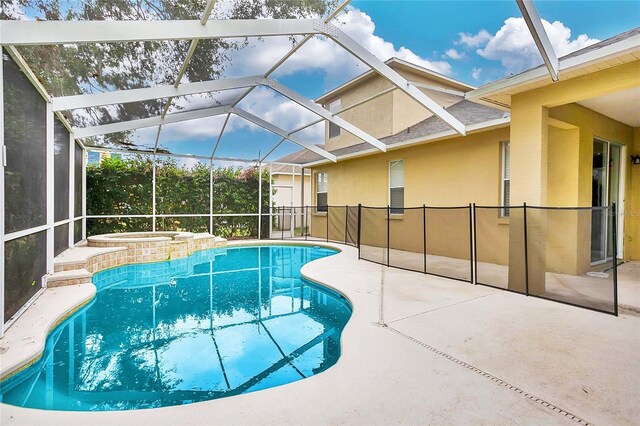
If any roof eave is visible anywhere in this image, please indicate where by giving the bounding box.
[315,57,475,104]
[466,32,640,102]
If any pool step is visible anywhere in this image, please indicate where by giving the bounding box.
[47,268,92,288]
[54,246,128,273]
[52,236,228,283]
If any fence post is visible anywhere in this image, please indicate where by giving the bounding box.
[357,203,362,259]
[612,202,618,316]
[422,204,427,274]
[472,203,477,284]
[305,205,308,241]
[324,206,328,242]
[344,205,348,245]
[281,206,284,240]
[387,205,390,267]
[468,203,473,284]
[523,202,529,296]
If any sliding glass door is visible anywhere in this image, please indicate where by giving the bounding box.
[591,139,622,264]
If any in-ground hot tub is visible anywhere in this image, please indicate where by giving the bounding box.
[87,231,225,262]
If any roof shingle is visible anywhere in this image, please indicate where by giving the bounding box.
[274,100,508,165]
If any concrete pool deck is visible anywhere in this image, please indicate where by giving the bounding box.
[1,240,639,425]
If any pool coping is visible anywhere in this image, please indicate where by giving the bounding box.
[0,284,97,381]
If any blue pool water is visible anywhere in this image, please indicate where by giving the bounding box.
[0,245,350,411]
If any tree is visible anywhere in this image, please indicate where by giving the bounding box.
[86,155,272,238]
[3,0,336,149]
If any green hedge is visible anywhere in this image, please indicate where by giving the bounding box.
[87,156,270,238]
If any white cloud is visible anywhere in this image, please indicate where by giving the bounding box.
[203,7,453,148]
[223,8,452,80]
[444,48,465,60]
[474,17,599,73]
[237,87,323,143]
[2,2,33,20]
[102,6,454,154]
[457,30,492,47]
[471,67,482,80]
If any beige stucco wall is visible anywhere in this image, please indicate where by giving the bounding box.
[507,60,639,293]
[311,127,510,264]
[310,59,639,292]
[324,77,395,151]
[391,69,463,135]
[549,103,640,271]
[314,127,510,206]
[310,93,638,275]
[629,128,640,260]
[624,127,640,260]
[322,66,468,152]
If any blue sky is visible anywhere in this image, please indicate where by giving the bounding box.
[14,0,639,163]
[196,0,640,162]
[348,0,639,85]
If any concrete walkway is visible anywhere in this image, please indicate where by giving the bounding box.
[2,241,638,425]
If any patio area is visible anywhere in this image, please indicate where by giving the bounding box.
[2,241,638,425]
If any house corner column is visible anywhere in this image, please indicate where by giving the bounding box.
[508,98,549,294]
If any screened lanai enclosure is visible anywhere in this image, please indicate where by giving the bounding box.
[1,0,627,337]
[0,0,480,334]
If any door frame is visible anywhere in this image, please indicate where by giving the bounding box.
[591,136,625,265]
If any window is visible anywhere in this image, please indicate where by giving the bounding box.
[501,142,510,217]
[389,160,404,214]
[328,99,341,138]
[316,172,328,212]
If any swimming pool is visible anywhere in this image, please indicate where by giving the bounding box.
[0,245,351,411]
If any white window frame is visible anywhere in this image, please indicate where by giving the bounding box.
[501,141,510,217]
[315,172,328,212]
[388,160,404,215]
[328,99,341,139]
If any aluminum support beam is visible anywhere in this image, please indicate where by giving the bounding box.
[516,0,559,81]
[210,113,230,159]
[81,146,87,239]
[262,78,386,152]
[209,160,214,234]
[407,81,466,97]
[152,157,157,232]
[0,19,322,45]
[45,103,54,276]
[86,146,254,163]
[260,138,286,163]
[230,0,352,107]
[324,22,466,135]
[258,162,262,239]
[156,0,218,154]
[78,106,336,162]
[269,164,273,237]
[232,108,336,162]
[74,105,232,138]
[174,0,218,87]
[0,50,4,336]
[68,132,75,247]
[59,76,384,152]
[52,76,260,112]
